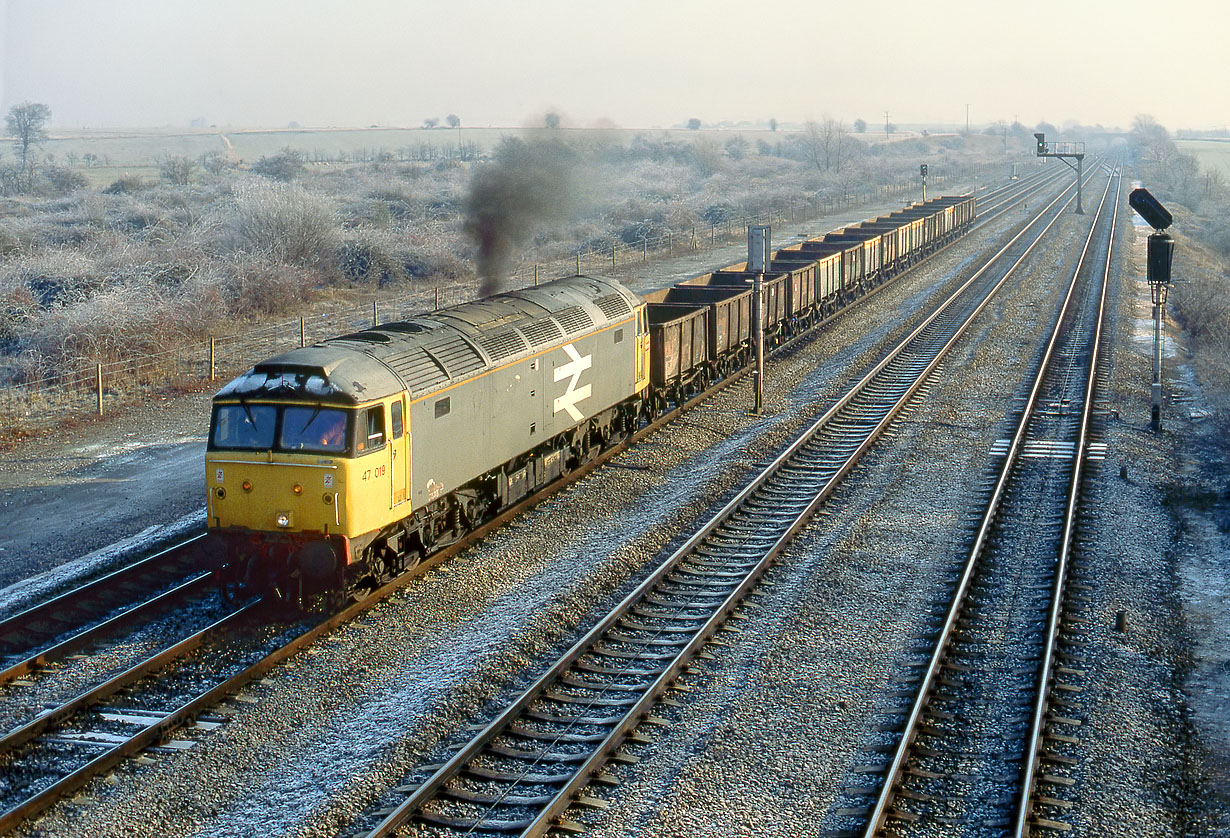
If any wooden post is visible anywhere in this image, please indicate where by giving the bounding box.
[96,363,103,416]
[576,251,581,275]
[435,286,440,310]
[668,232,673,254]
[611,246,616,268]
[209,338,216,381]
[534,264,540,286]
[372,299,378,327]
[642,238,648,262]
[300,317,306,347]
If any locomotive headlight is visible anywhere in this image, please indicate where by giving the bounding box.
[242,480,253,493]
[323,493,334,505]
[215,487,226,499]
[275,512,292,528]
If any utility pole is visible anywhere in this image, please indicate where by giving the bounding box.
[965,103,970,135]
[884,110,890,138]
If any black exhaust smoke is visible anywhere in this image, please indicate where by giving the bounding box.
[465,137,579,297]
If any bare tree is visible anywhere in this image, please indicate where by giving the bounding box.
[5,101,51,166]
[803,117,847,172]
[802,121,825,172]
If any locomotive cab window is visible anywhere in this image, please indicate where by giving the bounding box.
[614,328,624,344]
[280,406,349,454]
[434,397,451,419]
[391,402,403,439]
[357,407,385,454]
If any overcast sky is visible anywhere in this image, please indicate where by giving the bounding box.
[1,0,1225,133]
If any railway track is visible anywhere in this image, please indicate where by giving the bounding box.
[839,167,1121,837]
[0,172,1062,835]
[338,168,1098,838]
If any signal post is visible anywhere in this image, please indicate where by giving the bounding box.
[1035,132,1086,214]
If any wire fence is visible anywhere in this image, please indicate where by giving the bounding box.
[0,171,959,430]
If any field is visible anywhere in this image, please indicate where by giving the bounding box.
[1177,139,1230,178]
[43,124,963,187]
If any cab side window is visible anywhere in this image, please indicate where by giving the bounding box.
[391,402,403,439]
[357,406,385,453]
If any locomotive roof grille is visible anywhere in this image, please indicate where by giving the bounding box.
[520,317,565,347]
[424,335,486,377]
[479,330,530,362]
[595,293,633,320]
[554,305,594,335]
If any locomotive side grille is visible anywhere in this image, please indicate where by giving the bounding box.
[555,305,594,334]
[478,330,529,363]
[595,293,632,321]
[519,318,565,348]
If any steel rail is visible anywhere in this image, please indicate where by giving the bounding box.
[0,533,207,653]
[1012,171,1122,835]
[358,165,1088,838]
[0,573,214,687]
[859,166,1118,837]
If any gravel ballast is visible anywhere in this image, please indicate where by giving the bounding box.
[7,180,1225,837]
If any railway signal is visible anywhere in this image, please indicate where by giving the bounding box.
[747,225,770,414]
[1130,187,1175,432]
[920,164,928,202]
[1034,132,1086,213]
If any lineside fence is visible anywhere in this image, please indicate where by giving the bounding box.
[0,173,957,430]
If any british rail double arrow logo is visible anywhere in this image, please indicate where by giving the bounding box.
[553,343,592,421]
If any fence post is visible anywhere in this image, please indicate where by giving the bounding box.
[96,363,103,416]
[611,246,616,269]
[372,300,378,327]
[534,264,540,286]
[576,251,581,275]
[668,232,673,254]
[711,225,716,245]
[642,238,648,262]
[435,287,440,310]
[209,338,216,381]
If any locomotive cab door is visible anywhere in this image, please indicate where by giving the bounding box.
[389,396,408,507]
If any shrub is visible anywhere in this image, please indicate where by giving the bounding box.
[43,166,89,194]
[252,147,306,181]
[158,155,198,186]
[103,175,146,195]
[337,234,406,286]
[226,182,340,269]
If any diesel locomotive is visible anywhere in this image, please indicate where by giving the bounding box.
[205,195,975,605]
